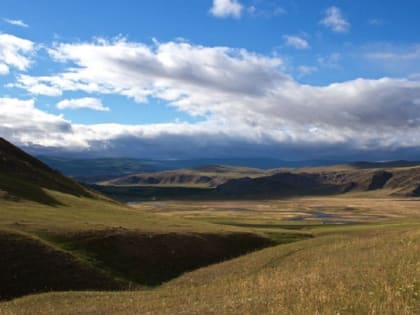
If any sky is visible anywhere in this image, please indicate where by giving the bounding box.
[1,0,420,160]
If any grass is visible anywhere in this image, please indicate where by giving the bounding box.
[1,180,420,313]
[1,222,418,314]
[0,188,299,301]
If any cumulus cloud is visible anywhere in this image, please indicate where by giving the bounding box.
[15,38,286,114]
[283,35,310,49]
[56,97,110,111]
[210,0,243,18]
[0,97,85,148]
[0,63,9,75]
[320,6,350,33]
[0,33,34,74]
[3,18,29,28]
[5,37,420,159]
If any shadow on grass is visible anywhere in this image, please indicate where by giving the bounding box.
[53,229,276,287]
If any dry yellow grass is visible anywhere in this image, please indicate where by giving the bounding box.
[137,197,420,226]
[1,223,419,315]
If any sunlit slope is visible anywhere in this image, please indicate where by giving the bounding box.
[2,222,418,315]
[100,165,267,187]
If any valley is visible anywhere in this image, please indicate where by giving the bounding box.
[0,138,419,314]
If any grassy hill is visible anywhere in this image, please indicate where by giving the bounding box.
[0,138,97,205]
[215,164,420,198]
[100,165,267,188]
[0,138,286,301]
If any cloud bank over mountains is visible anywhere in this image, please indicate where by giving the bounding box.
[2,33,420,159]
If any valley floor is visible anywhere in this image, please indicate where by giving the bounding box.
[0,195,419,314]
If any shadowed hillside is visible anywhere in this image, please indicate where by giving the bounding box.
[0,230,122,301]
[216,166,420,198]
[0,138,94,205]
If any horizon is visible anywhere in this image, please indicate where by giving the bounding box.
[1,0,420,160]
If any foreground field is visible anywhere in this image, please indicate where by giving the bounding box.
[1,220,419,315]
[1,194,419,314]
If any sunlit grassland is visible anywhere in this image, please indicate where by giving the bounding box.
[1,192,419,314]
[1,222,419,315]
[135,197,420,233]
[0,189,236,234]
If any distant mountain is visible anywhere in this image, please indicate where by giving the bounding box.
[37,156,165,183]
[350,160,420,169]
[0,138,95,205]
[38,156,343,183]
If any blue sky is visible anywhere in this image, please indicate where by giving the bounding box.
[1,0,420,160]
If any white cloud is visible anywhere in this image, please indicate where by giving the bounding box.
[283,35,310,49]
[10,74,63,96]
[0,63,9,75]
[297,65,317,77]
[56,97,110,111]
[210,0,243,18]
[320,6,350,33]
[247,4,286,18]
[0,33,34,74]
[0,97,86,148]
[6,37,420,159]
[366,45,420,61]
[362,44,420,75]
[3,18,29,28]
[15,38,286,113]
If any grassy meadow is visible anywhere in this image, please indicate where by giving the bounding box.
[0,188,419,314]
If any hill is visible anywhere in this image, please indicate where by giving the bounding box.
[0,138,281,300]
[0,138,97,205]
[100,165,267,188]
[94,161,420,201]
[217,166,420,198]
